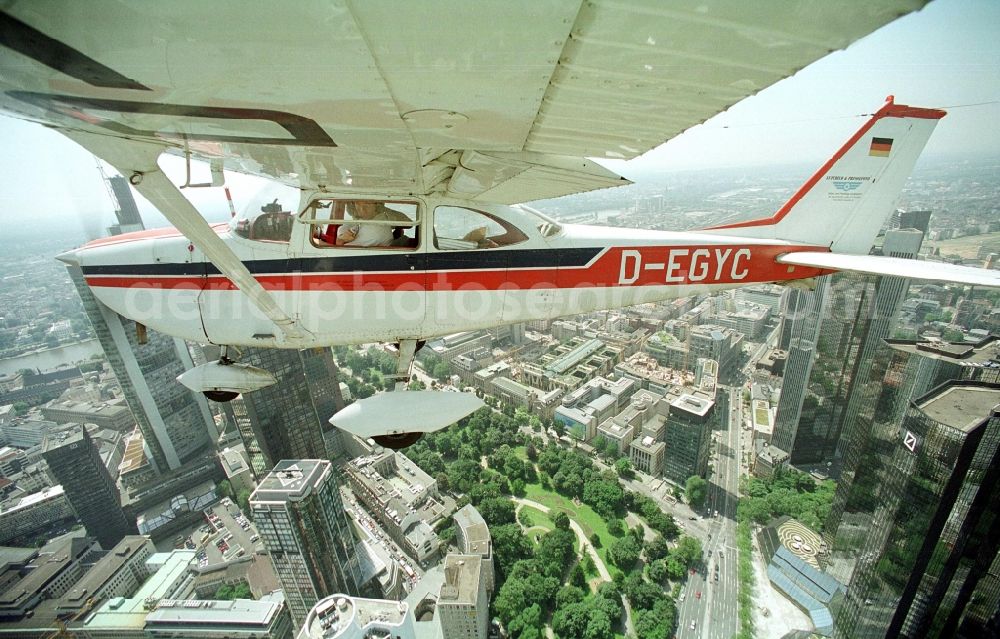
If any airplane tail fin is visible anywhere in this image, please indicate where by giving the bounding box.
[709,97,946,254]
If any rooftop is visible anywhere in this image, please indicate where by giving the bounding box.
[439,555,482,605]
[144,595,283,627]
[60,536,151,607]
[671,393,713,418]
[251,459,329,504]
[917,383,1000,432]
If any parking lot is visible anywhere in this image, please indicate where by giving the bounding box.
[194,498,264,568]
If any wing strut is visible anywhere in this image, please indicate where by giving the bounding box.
[62,130,311,343]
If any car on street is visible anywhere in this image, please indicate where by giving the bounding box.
[689,621,696,630]
[695,591,701,599]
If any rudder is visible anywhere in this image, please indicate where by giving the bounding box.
[709,97,945,254]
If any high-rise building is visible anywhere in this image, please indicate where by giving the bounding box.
[251,460,362,626]
[438,554,489,639]
[787,229,923,467]
[105,174,145,235]
[67,179,215,472]
[42,426,136,549]
[771,281,826,454]
[662,393,713,484]
[830,381,1000,639]
[895,209,932,234]
[826,336,1000,562]
[225,348,341,474]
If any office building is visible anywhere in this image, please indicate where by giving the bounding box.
[0,536,100,620]
[452,505,494,595]
[825,335,1000,549]
[42,425,136,549]
[0,485,76,545]
[227,348,340,474]
[787,229,922,467]
[438,555,489,639]
[105,174,146,235]
[67,265,216,473]
[771,278,828,455]
[662,393,714,484]
[831,382,1000,638]
[251,460,362,626]
[57,536,154,617]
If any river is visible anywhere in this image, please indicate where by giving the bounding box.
[0,339,104,376]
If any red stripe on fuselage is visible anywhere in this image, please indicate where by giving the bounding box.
[83,244,831,291]
[82,224,230,248]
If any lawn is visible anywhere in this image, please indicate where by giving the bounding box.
[522,482,620,568]
[518,504,556,532]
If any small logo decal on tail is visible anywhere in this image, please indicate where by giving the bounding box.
[869,137,893,157]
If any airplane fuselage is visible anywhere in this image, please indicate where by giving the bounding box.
[67,197,830,348]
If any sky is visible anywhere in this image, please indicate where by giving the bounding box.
[0,0,998,232]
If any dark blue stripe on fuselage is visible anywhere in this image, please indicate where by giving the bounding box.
[81,247,603,277]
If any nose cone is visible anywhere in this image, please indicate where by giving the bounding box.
[55,249,80,266]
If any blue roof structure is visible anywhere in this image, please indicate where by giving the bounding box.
[767,546,844,636]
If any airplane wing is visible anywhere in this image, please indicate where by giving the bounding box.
[0,0,928,203]
[778,252,1000,288]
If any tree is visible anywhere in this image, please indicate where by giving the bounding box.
[553,511,570,531]
[507,604,543,639]
[644,535,669,562]
[556,585,586,608]
[608,534,641,570]
[647,559,668,584]
[478,497,516,527]
[685,475,708,509]
[236,488,251,516]
[672,535,703,569]
[614,457,634,479]
[217,479,234,500]
[491,524,533,579]
[435,472,451,494]
[607,518,625,537]
[552,601,592,639]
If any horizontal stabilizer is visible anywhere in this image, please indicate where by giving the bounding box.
[778,252,1000,288]
[331,390,485,439]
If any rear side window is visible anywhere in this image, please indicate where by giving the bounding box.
[433,206,528,250]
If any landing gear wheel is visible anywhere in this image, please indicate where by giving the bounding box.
[203,390,239,403]
[372,432,424,450]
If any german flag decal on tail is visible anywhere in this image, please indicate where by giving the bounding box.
[869,137,893,157]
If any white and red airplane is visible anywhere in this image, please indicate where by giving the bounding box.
[1,1,996,446]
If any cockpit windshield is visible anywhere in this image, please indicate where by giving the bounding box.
[232,198,294,242]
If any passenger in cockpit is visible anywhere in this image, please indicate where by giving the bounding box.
[337,201,411,247]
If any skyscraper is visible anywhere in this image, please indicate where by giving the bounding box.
[104,174,145,236]
[227,347,341,472]
[787,229,923,467]
[66,178,215,473]
[771,281,827,454]
[830,381,1000,639]
[826,336,1000,563]
[250,459,362,626]
[662,393,714,484]
[42,425,136,549]
[67,265,216,471]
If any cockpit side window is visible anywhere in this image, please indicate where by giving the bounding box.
[303,200,419,250]
[233,199,294,243]
[433,206,528,250]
